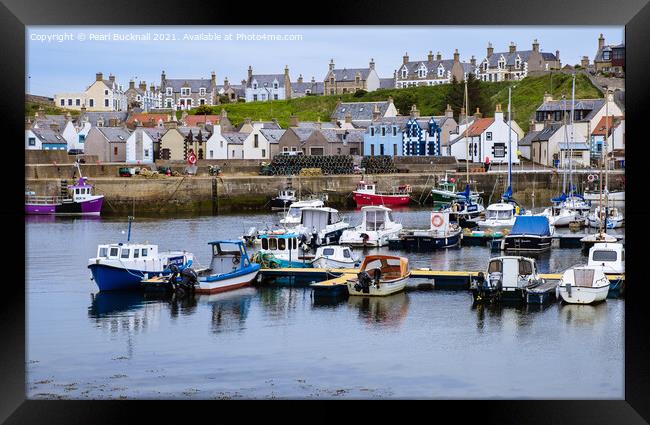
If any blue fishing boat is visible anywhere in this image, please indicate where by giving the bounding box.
[504,215,554,253]
[88,217,195,291]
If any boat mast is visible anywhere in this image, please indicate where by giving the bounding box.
[604,86,610,220]
[598,90,605,236]
[561,96,568,195]
[127,215,133,242]
[507,86,513,195]
[464,80,470,187]
[569,74,576,202]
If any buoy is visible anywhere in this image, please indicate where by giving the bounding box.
[431,214,444,228]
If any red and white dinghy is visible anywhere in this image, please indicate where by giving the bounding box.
[352,181,412,207]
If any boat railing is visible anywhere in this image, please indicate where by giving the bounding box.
[25,195,66,204]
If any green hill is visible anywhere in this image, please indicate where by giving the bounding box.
[190,72,602,132]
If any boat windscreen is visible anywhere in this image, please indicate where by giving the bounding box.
[574,268,595,287]
[592,250,617,262]
[488,260,502,273]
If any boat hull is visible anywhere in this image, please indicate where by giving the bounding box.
[401,232,461,250]
[352,192,410,207]
[504,235,552,253]
[26,197,104,216]
[196,268,260,294]
[346,276,408,297]
[89,263,161,291]
[558,285,609,304]
[311,258,357,269]
[270,198,295,211]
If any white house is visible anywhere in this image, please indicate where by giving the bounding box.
[54,72,128,112]
[245,66,292,102]
[449,104,519,164]
[25,126,67,151]
[126,126,155,164]
[241,123,271,159]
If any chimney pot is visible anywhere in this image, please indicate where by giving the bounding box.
[96,72,103,81]
[403,52,409,65]
[436,51,442,61]
[428,50,433,62]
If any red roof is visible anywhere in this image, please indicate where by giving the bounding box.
[592,115,623,136]
[463,118,494,137]
[182,115,220,126]
[127,113,170,126]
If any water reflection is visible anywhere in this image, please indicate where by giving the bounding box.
[347,292,410,328]
[559,302,608,326]
[196,288,254,334]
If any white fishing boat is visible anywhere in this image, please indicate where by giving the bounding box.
[339,205,402,247]
[587,205,624,229]
[587,242,625,275]
[584,189,624,202]
[279,199,325,227]
[311,245,359,269]
[558,266,609,304]
[469,256,545,304]
[346,255,410,297]
[294,207,351,247]
[536,206,576,227]
[270,187,297,211]
[253,233,314,268]
[477,202,518,232]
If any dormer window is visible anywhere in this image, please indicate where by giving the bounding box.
[515,57,521,69]
[437,65,444,78]
[498,57,505,68]
[166,88,172,95]
[181,88,190,96]
[273,82,278,89]
[602,51,611,61]
[199,88,206,95]
[418,66,427,78]
[253,83,257,89]
[401,68,407,78]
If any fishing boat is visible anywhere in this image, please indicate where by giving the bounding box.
[88,217,195,291]
[557,266,609,304]
[469,256,545,304]
[584,189,624,202]
[536,205,577,227]
[346,255,410,297]
[311,245,359,269]
[430,172,481,206]
[339,205,402,247]
[504,215,554,253]
[253,233,313,268]
[400,211,462,250]
[294,207,351,247]
[352,180,412,207]
[587,205,624,229]
[580,232,618,252]
[270,186,297,211]
[26,163,104,215]
[192,241,261,294]
[279,198,324,227]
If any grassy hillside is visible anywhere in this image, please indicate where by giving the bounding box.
[189,72,602,132]
[25,97,79,118]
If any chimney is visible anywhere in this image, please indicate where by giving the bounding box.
[428,50,434,62]
[494,104,504,121]
[410,104,420,118]
[487,42,494,57]
[298,74,303,84]
[139,81,147,91]
[445,104,454,118]
[436,51,442,61]
[96,72,103,81]
[161,70,166,84]
[509,42,516,54]
[543,91,553,103]
[289,115,299,127]
[311,76,316,83]
[241,79,247,86]
[329,59,335,71]
[25,119,32,130]
[532,39,539,52]
[459,107,466,124]
[49,123,59,131]
[470,56,476,67]
[224,77,230,88]
[344,113,352,124]
[109,74,115,83]
[453,49,460,63]
[129,80,135,90]
[284,65,289,76]
[598,33,605,50]
[248,65,253,81]
[555,50,560,61]
[581,56,590,68]
[473,107,482,120]
[403,52,409,65]
[211,71,216,84]
[108,118,118,127]
[369,58,375,70]
[372,104,381,120]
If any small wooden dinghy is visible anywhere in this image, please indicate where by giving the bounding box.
[346,255,410,297]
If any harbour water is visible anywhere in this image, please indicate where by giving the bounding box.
[26,208,624,399]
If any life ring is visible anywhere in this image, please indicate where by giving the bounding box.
[587,174,596,182]
[187,152,197,165]
[431,214,444,228]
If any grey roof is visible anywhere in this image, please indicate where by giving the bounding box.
[291,128,315,142]
[141,127,166,141]
[518,131,540,146]
[101,79,120,91]
[321,129,365,144]
[614,91,625,112]
[559,142,590,150]
[531,124,563,142]
[331,101,391,121]
[483,49,557,68]
[595,42,624,62]
[296,122,338,129]
[80,111,128,126]
[31,128,66,144]
[34,114,70,128]
[398,59,467,80]
[379,78,395,89]
[235,121,281,132]
[327,68,372,82]
[176,126,211,140]
[259,129,286,144]
[221,132,247,145]
[163,78,215,93]
[311,82,325,95]
[96,127,131,142]
[536,98,605,121]
[248,74,285,89]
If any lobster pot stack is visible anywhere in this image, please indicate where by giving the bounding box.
[261,155,354,176]
[360,156,398,174]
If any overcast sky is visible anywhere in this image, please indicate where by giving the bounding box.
[26,26,623,96]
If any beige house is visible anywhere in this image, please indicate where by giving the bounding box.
[159,126,211,161]
[324,59,380,95]
[54,73,128,112]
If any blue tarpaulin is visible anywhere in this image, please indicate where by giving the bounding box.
[509,216,551,236]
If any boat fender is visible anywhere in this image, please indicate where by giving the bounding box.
[566,283,572,298]
[373,268,382,288]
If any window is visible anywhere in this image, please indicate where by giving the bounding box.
[283,147,289,152]
[343,249,351,258]
[370,144,375,156]
[166,99,172,108]
[209,150,213,158]
[232,150,235,157]
[486,132,492,141]
[393,144,398,156]
[254,135,259,148]
[144,149,149,157]
[105,99,109,107]
[602,51,611,61]
[104,89,108,95]
[269,238,277,250]
[133,249,139,258]
[437,66,444,77]
[261,238,268,250]
[166,88,172,95]
[114,146,118,156]
[337,148,342,154]
[199,88,206,95]
[381,127,386,136]
[109,247,119,257]
[253,83,257,89]
[370,127,375,136]
[76,99,81,106]
[392,127,397,136]
[262,149,266,157]
[519,260,533,275]
[99,247,108,257]
[28,137,35,146]
[274,94,278,100]
[220,141,223,148]
[120,249,130,259]
[181,88,190,96]
[401,69,407,78]
[278,238,286,250]
[68,99,72,106]
[253,95,258,101]
[200,99,205,105]
[494,143,505,157]
[79,135,85,143]
[273,83,278,89]
[60,99,65,106]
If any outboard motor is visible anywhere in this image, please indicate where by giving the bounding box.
[174,267,198,297]
[355,271,372,294]
[167,264,181,286]
[311,231,319,248]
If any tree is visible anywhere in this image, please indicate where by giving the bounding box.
[195,104,213,115]
[353,89,367,98]
[446,76,464,120]
[392,91,417,115]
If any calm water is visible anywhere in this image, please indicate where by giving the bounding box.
[26,208,624,399]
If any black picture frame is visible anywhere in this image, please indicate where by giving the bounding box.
[4,0,648,423]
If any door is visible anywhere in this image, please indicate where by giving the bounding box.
[501,258,518,288]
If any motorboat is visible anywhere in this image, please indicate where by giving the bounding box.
[587,205,624,229]
[346,255,410,297]
[469,256,545,304]
[587,243,624,275]
[88,217,195,291]
[311,245,359,269]
[477,202,519,232]
[558,266,609,304]
[279,199,324,227]
[252,233,313,268]
[352,181,411,207]
[536,206,576,227]
[584,189,624,202]
[294,207,351,247]
[430,173,481,206]
[504,215,554,253]
[339,205,402,247]
[270,187,297,211]
[400,211,462,250]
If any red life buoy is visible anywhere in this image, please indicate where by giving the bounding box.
[431,214,444,228]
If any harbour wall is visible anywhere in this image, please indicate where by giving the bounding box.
[25,169,625,215]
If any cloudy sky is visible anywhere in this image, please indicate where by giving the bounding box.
[26,26,623,96]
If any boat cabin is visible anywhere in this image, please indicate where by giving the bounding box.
[277,188,296,200]
[355,181,376,195]
[67,177,98,202]
[300,207,344,230]
[316,245,354,261]
[587,243,625,274]
[485,203,515,220]
[259,233,311,261]
[359,255,410,281]
[207,240,252,274]
[281,199,324,224]
[486,256,539,288]
[95,243,159,261]
[359,206,396,231]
